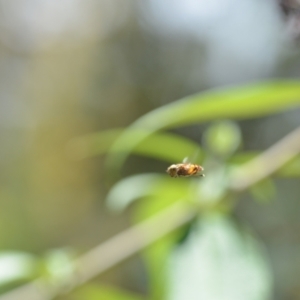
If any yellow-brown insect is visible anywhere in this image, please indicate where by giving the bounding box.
[166,163,205,178]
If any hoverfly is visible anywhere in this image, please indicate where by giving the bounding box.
[166,158,205,178]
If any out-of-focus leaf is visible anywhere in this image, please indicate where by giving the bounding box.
[167,214,272,300]
[250,179,276,204]
[107,80,300,172]
[197,164,230,205]
[133,81,300,129]
[0,252,37,286]
[143,226,180,300]
[69,128,203,163]
[133,197,192,300]
[120,130,203,164]
[106,173,191,212]
[73,284,144,300]
[203,120,241,157]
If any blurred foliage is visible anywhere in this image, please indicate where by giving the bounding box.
[86,80,299,300]
[167,214,272,300]
[0,2,300,299]
[104,80,300,176]
[0,252,38,294]
[1,78,300,299]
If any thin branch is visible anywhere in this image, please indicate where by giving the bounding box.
[74,201,193,285]
[0,202,194,300]
[229,126,300,191]
[1,126,300,300]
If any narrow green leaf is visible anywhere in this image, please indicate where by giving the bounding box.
[106,173,191,212]
[131,131,203,164]
[133,195,193,300]
[107,80,300,172]
[167,214,273,300]
[133,81,300,130]
[69,128,203,164]
[0,252,37,286]
[143,228,180,300]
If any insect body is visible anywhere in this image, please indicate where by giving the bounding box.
[166,163,204,178]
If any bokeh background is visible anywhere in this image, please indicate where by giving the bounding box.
[0,0,300,299]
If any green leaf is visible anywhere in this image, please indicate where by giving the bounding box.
[69,128,203,163]
[132,81,300,130]
[107,80,300,172]
[167,214,273,300]
[73,284,145,300]
[143,228,180,300]
[0,252,37,286]
[133,197,192,300]
[106,174,191,212]
[121,130,203,164]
